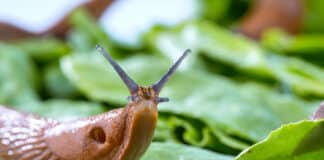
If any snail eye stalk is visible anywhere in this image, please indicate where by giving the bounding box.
[96,45,139,94]
[152,49,191,94]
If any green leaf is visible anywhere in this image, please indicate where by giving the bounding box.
[200,0,230,21]
[236,120,324,160]
[160,116,240,154]
[261,29,324,56]
[142,142,233,160]
[69,9,117,56]
[145,21,274,78]
[146,21,324,98]
[153,117,175,142]
[44,64,79,98]
[303,0,324,33]
[0,43,39,105]
[159,79,316,144]
[67,29,95,53]
[268,56,324,97]
[14,38,70,62]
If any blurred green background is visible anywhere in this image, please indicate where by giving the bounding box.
[1,0,324,159]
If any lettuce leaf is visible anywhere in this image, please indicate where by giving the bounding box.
[236,120,324,160]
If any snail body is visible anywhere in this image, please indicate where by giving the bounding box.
[0,46,190,160]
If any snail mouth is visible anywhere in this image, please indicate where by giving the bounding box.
[128,95,169,104]
[156,97,169,103]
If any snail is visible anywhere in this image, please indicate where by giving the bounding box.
[0,45,190,160]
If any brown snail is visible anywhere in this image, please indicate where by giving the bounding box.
[0,45,190,160]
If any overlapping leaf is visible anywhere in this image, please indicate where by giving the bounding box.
[236,120,324,160]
